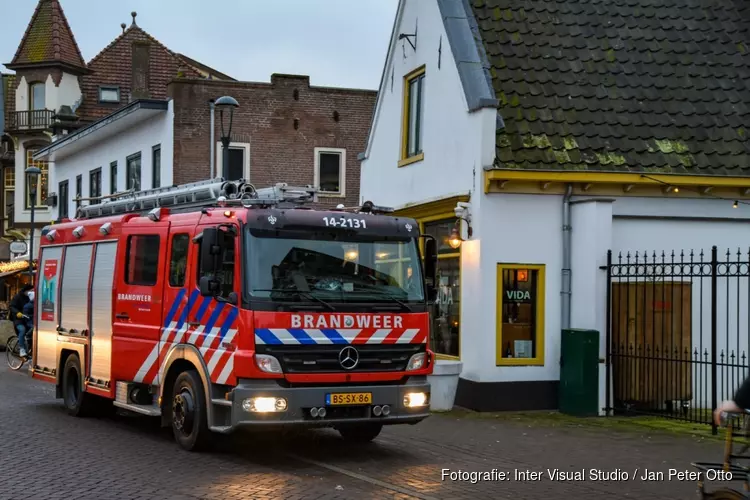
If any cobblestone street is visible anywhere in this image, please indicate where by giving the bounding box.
[0,363,734,499]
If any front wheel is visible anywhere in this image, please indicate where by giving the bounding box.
[5,336,23,371]
[171,369,211,452]
[337,423,383,443]
[62,354,96,417]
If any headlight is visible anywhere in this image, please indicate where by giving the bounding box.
[256,354,282,373]
[406,352,426,371]
[243,397,287,412]
[403,392,428,408]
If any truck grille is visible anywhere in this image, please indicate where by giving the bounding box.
[257,344,424,373]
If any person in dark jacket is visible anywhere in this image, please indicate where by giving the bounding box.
[9,284,33,358]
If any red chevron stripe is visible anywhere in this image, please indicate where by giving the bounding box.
[351,329,376,344]
[382,329,406,344]
[211,350,232,383]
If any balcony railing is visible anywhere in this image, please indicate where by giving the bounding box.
[6,110,55,132]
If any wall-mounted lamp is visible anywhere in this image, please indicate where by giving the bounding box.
[449,202,473,249]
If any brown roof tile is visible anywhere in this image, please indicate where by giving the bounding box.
[76,24,204,122]
[7,0,87,72]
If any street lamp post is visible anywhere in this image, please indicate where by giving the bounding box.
[26,166,41,285]
[215,96,239,180]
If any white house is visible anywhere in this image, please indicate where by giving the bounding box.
[360,0,750,414]
[33,99,174,221]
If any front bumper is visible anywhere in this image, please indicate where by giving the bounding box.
[225,376,431,429]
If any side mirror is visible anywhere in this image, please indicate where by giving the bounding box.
[423,237,437,287]
[199,275,220,297]
[200,227,221,273]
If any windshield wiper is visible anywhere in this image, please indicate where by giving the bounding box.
[376,293,413,312]
[252,288,335,311]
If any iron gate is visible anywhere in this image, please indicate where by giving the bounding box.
[604,246,750,433]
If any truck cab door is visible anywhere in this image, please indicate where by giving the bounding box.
[114,221,170,386]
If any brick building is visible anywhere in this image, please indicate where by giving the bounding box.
[169,75,376,207]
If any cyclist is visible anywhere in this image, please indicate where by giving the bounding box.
[9,284,33,358]
[714,377,750,425]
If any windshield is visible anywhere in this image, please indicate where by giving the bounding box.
[246,229,425,303]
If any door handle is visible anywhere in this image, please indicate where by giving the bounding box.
[115,313,130,320]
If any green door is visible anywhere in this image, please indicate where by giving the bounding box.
[559,329,599,416]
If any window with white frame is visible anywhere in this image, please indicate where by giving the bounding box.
[126,152,141,191]
[99,86,120,103]
[216,142,250,181]
[4,168,14,225]
[314,147,346,196]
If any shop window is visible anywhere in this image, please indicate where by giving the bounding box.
[125,234,160,286]
[422,217,460,359]
[496,264,545,366]
[168,233,189,287]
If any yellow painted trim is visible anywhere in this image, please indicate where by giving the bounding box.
[436,353,460,361]
[398,152,424,168]
[400,65,426,164]
[485,169,750,192]
[496,263,546,367]
[395,195,469,221]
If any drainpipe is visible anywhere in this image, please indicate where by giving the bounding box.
[209,99,215,177]
[561,184,573,330]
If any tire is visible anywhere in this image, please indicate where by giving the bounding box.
[62,354,95,417]
[5,336,23,371]
[337,423,383,443]
[703,488,747,499]
[171,369,211,452]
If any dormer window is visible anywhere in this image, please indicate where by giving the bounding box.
[29,83,45,110]
[99,86,120,103]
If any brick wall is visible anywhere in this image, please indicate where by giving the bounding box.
[168,74,376,208]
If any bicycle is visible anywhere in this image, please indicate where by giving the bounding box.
[5,314,32,371]
[692,409,750,499]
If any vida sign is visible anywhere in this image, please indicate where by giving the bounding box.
[506,290,532,301]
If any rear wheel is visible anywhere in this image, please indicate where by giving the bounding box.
[62,354,97,417]
[337,423,383,443]
[171,369,211,452]
[5,336,23,371]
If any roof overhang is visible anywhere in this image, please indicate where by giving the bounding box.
[33,99,169,162]
[4,60,92,75]
[484,169,750,200]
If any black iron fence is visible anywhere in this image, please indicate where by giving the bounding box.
[605,246,750,434]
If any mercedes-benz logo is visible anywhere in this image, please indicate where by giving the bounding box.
[338,346,359,370]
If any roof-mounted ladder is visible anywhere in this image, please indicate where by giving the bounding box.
[74,177,320,220]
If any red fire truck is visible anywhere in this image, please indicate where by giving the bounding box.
[31,178,437,451]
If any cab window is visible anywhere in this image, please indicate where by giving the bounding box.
[125,235,160,285]
[196,234,235,298]
[168,233,189,287]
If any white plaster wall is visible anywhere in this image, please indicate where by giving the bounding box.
[13,72,81,113]
[459,193,563,383]
[51,103,174,221]
[49,72,82,112]
[360,0,492,209]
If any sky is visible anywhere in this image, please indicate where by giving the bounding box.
[0,0,398,90]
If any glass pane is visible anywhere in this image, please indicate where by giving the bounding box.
[126,234,160,285]
[152,148,161,188]
[407,79,419,156]
[319,152,340,192]
[110,162,117,193]
[127,155,141,190]
[5,168,14,189]
[31,84,45,110]
[169,234,189,287]
[416,75,424,153]
[500,268,538,359]
[430,257,460,357]
[227,148,244,181]
[25,149,48,208]
[100,88,119,102]
[423,218,459,255]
